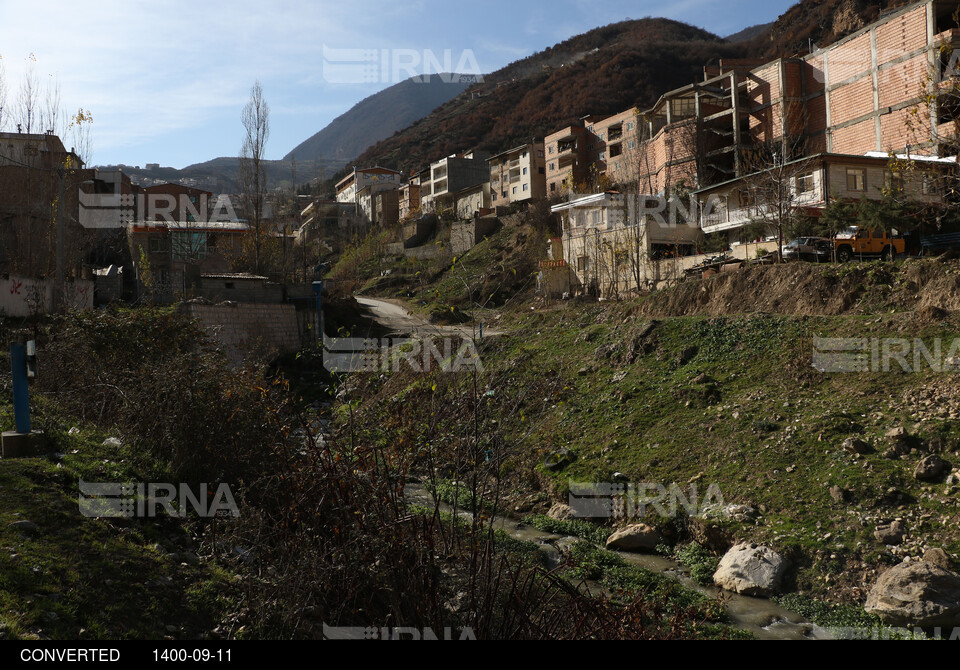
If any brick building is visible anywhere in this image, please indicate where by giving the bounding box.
[488,142,546,207]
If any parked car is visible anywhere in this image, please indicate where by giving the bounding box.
[833,227,905,262]
[782,237,832,261]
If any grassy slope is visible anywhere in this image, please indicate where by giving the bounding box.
[348,256,960,609]
[0,397,239,640]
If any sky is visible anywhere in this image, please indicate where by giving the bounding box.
[0,0,800,169]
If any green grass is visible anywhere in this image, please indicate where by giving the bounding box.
[334,258,960,629]
[0,405,240,640]
[562,542,734,630]
[673,543,720,587]
[523,515,612,546]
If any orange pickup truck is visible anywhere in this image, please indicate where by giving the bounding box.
[834,227,906,262]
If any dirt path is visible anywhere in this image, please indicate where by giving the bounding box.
[355,297,504,340]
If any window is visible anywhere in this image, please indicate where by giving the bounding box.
[549,162,556,171]
[577,256,590,272]
[627,121,635,131]
[796,172,815,194]
[887,172,904,194]
[147,235,169,253]
[523,167,528,175]
[599,152,606,161]
[550,183,557,192]
[548,145,555,154]
[172,231,206,260]
[523,183,529,191]
[846,168,866,192]
[539,167,545,174]
[923,173,943,195]
[512,186,518,195]
[628,140,636,150]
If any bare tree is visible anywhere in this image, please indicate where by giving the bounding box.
[39,76,67,137]
[68,108,93,165]
[15,55,39,134]
[239,81,270,274]
[0,55,7,132]
[736,98,811,260]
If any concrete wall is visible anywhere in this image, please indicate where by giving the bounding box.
[401,217,437,248]
[0,276,94,317]
[451,217,502,255]
[194,278,285,304]
[177,301,301,363]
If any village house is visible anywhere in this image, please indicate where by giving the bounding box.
[488,142,547,207]
[335,167,402,211]
[455,181,492,220]
[420,150,490,214]
[544,122,594,196]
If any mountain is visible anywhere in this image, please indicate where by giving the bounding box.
[283,74,474,164]
[725,22,774,43]
[98,156,347,193]
[345,18,753,179]
[759,0,917,57]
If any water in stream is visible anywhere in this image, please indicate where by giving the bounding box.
[404,483,835,640]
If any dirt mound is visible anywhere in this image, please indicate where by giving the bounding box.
[634,260,960,318]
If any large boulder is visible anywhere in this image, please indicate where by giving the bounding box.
[605,524,662,552]
[874,520,906,545]
[546,503,575,522]
[915,455,947,481]
[713,542,787,597]
[865,560,960,627]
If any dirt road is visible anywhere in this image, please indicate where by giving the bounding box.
[355,297,503,340]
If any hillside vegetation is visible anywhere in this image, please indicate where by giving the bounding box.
[348,19,749,177]
[334,220,960,615]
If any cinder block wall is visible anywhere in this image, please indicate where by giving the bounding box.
[177,302,301,363]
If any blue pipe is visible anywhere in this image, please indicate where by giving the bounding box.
[10,343,31,434]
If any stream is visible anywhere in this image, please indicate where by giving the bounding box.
[404,483,834,640]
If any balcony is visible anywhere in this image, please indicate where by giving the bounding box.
[701,203,772,234]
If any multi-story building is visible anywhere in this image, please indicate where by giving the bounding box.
[0,133,89,277]
[590,109,641,186]
[398,180,421,221]
[544,123,593,196]
[632,0,960,227]
[335,167,402,208]
[697,152,955,244]
[488,142,546,207]
[420,150,490,213]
